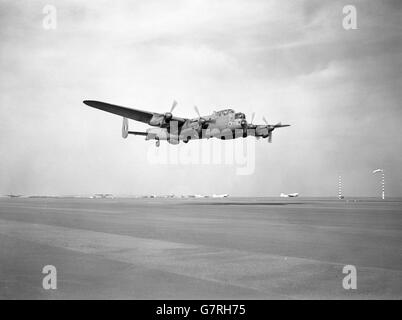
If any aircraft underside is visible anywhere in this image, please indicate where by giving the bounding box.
[142,127,257,146]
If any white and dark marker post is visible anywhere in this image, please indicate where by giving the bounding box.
[372,169,385,200]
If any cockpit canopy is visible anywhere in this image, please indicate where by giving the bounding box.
[215,109,241,117]
[214,109,234,116]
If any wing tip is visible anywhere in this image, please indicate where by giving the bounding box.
[83,100,95,106]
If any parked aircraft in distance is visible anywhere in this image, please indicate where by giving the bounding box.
[194,194,207,198]
[212,194,229,198]
[91,194,114,199]
[83,100,290,147]
[280,193,299,198]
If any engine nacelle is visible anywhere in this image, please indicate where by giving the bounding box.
[256,125,269,137]
[149,114,164,126]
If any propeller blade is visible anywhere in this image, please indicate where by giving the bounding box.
[194,105,201,118]
[262,116,268,125]
[170,100,178,113]
[250,112,255,124]
[268,132,272,143]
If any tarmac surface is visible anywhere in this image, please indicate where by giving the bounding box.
[0,197,401,299]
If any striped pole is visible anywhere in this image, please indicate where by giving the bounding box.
[372,169,385,200]
[338,175,342,199]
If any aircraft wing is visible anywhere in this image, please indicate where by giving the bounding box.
[84,100,188,126]
[84,100,154,124]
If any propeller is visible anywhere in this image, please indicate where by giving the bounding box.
[262,117,290,143]
[164,100,177,122]
[250,112,255,124]
[250,112,264,139]
[170,100,177,112]
[194,105,213,129]
[248,112,257,129]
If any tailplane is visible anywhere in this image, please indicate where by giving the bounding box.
[122,117,147,138]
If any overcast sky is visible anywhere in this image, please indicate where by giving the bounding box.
[0,0,401,197]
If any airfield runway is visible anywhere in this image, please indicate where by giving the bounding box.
[0,197,401,299]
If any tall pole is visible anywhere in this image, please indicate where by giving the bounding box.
[338,175,343,199]
[372,169,385,200]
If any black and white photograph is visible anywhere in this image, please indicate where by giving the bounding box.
[0,0,401,306]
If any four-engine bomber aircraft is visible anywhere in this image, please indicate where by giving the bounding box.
[83,100,290,147]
